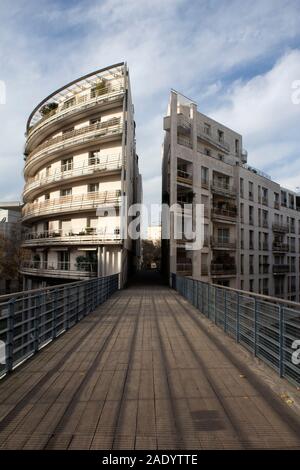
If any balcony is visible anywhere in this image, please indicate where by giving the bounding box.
[274,201,280,210]
[211,181,236,198]
[211,237,236,250]
[272,222,289,233]
[22,228,121,247]
[262,197,268,206]
[177,169,193,186]
[23,154,122,200]
[211,207,237,222]
[211,263,236,276]
[20,261,97,280]
[25,118,123,172]
[22,190,122,221]
[272,264,289,275]
[197,126,230,152]
[177,135,192,149]
[272,242,289,252]
[27,84,125,144]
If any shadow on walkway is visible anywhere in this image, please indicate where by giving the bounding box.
[127,269,166,288]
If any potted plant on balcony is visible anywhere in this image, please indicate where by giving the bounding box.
[40,102,58,117]
[92,79,108,98]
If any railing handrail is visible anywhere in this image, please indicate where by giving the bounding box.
[22,190,122,218]
[23,227,121,240]
[27,84,125,137]
[24,154,122,191]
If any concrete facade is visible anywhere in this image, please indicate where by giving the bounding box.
[162,91,300,301]
[21,63,142,289]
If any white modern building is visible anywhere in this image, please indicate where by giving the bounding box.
[21,62,142,289]
[162,90,300,301]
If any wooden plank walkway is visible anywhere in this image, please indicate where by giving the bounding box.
[0,280,300,449]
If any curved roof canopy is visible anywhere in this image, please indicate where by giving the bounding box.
[26,62,125,133]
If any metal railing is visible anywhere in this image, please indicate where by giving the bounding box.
[0,274,119,379]
[172,274,300,387]
[23,228,121,245]
[211,181,236,197]
[22,190,121,220]
[26,118,123,166]
[27,84,124,138]
[24,154,122,197]
[197,126,230,152]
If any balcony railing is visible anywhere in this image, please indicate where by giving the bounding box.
[201,179,209,189]
[171,274,300,387]
[26,118,122,164]
[211,207,237,221]
[22,190,122,220]
[211,181,236,197]
[211,238,236,249]
[21,260,98,278]
[177,135,192,149]
[272,264,289,275]
[24,154,122,197]
[197,126,230,152]
[272,223,289,233]
[211,263,236,275]
[23,228,121,246]
[0,275,119,378]
[177,169,193,185]
[27,84,125,139]
[272,242,289,252]
[274,201,280,210]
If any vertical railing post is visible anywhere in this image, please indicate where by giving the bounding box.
[224,289,227,333]
[279,305,284,377]
[214,287,217,324]
[254,298,258,356]
[236,292,240,343]
[207,284,210,318]
[7,299,15,373]
[34,293,41,353]
[52,290,58,340]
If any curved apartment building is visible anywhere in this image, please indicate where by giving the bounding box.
[21,62,142,289]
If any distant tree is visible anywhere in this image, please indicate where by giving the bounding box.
[0,226,24,281]
[142,239,161,270]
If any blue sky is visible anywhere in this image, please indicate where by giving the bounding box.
[1,0,300,224]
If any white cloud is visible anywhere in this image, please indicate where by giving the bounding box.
[210,50,300,186]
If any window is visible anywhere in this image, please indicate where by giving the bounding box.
[281,190,287,207]
[60,188,72,197]
[218,154,224,161]
[240,228,244,249]
[217,227,229,243]
[289,193,295,210]
[61,157,73,171]
[258,185,261,203]
[204,123,211,135]
[90,116,101,126]
[45,166,51,177]
[262,210,268,227]
[249,255,254,274]
[235,139,239,154]
[240,178,244,198]
[89,150,101,165]
[201,166,209,185]
[249,205,254,225]
[249,230,254,250]
[62,97,75,110]
[240,203,244,222]
[44,193,50,201]
[58,251,69,270]
[240,254,244,275]
[217,129,224,143]
[204,148,211,157]
[249,279,254,292]
[88,183,99,193]
[248,181,253,200]
[262,187,268,205]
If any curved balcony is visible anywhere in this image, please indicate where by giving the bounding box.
[26,84,125,149]
[22,190,122,222]
[22,228,121,247]
[20,261,97,280]
[24,119,123,177]
[23,154,122,201]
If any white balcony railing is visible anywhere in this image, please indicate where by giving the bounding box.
[25,118,123,167]
[22,190,122,220]
[23,227,121,245]
[23,154,122,197]
[20,261,97,278]
[27,84,125,139]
